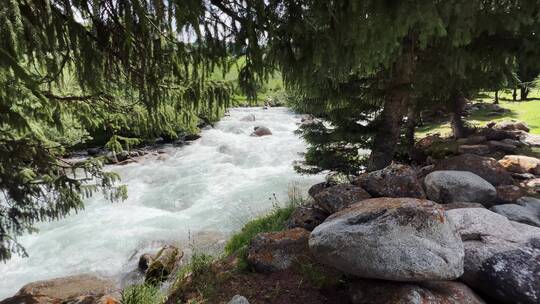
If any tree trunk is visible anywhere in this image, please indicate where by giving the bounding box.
[520,86,529,100]
[513,88,517,101]
[367,43,415,171]
[367,94,409,171]
[450,92,467,139]
[404,102,417,157]
[494,90,499,104]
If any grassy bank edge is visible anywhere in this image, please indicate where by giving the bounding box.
[120,188,309,304]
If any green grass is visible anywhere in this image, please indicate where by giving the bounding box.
[224,205,296,271]
[181,253,216,300]
[120,284,164,304]
[416,91,540,138]
[297,261,344,289]
[224,187,307,271]
[179,253,215,278]
[166,252,218,303]
[210,56,284,106]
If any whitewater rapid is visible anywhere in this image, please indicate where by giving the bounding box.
[0,107,323,298]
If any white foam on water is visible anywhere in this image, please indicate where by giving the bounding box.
[0,107,324,299]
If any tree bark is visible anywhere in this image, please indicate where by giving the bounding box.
[367,44,415,171]
[520,86,529,100]
[512,88,517,101]
[494,90,499,104]
[404,102,418,157]
[450,92,467,139]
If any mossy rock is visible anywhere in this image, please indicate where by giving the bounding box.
[145,246,182,285]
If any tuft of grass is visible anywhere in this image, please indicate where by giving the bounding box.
[120,284,164,304]
[225,205,295,272]
[181,253,215,278]
[169,253,217,303]
[298,262,344,289]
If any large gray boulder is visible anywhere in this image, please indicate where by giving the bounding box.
[433,154,513,186]
[349,280,485,304]
[517,196,540,214]
[446,208,540,304]
[490,196,540,227]
[309,198,464,281]
[425,171,496,205]
[313,183,371,214]
[352,163,426,198]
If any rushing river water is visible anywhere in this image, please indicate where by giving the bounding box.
[0,107,324,299]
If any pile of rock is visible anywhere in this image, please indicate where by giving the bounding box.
[246,155,540,303]
[418,120,540,196]
[455,120,530,157]
[419,120,539,164]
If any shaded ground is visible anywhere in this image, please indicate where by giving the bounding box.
[166,255,350,304]
[211,270,349,304]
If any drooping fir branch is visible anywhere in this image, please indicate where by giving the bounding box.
[0,0,238,261]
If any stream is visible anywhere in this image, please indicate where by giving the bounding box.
[0,107,323,299]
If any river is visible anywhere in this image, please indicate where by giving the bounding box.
[0,107,323,299]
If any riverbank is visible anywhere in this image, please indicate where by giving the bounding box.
[0,107,324,300]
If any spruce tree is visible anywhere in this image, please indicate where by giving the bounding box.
[0,0,234,261]
[213,0,540,170]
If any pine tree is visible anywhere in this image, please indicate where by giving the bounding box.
[213,0,540,170]
[515,30,540,100]
[0,0,234,261]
